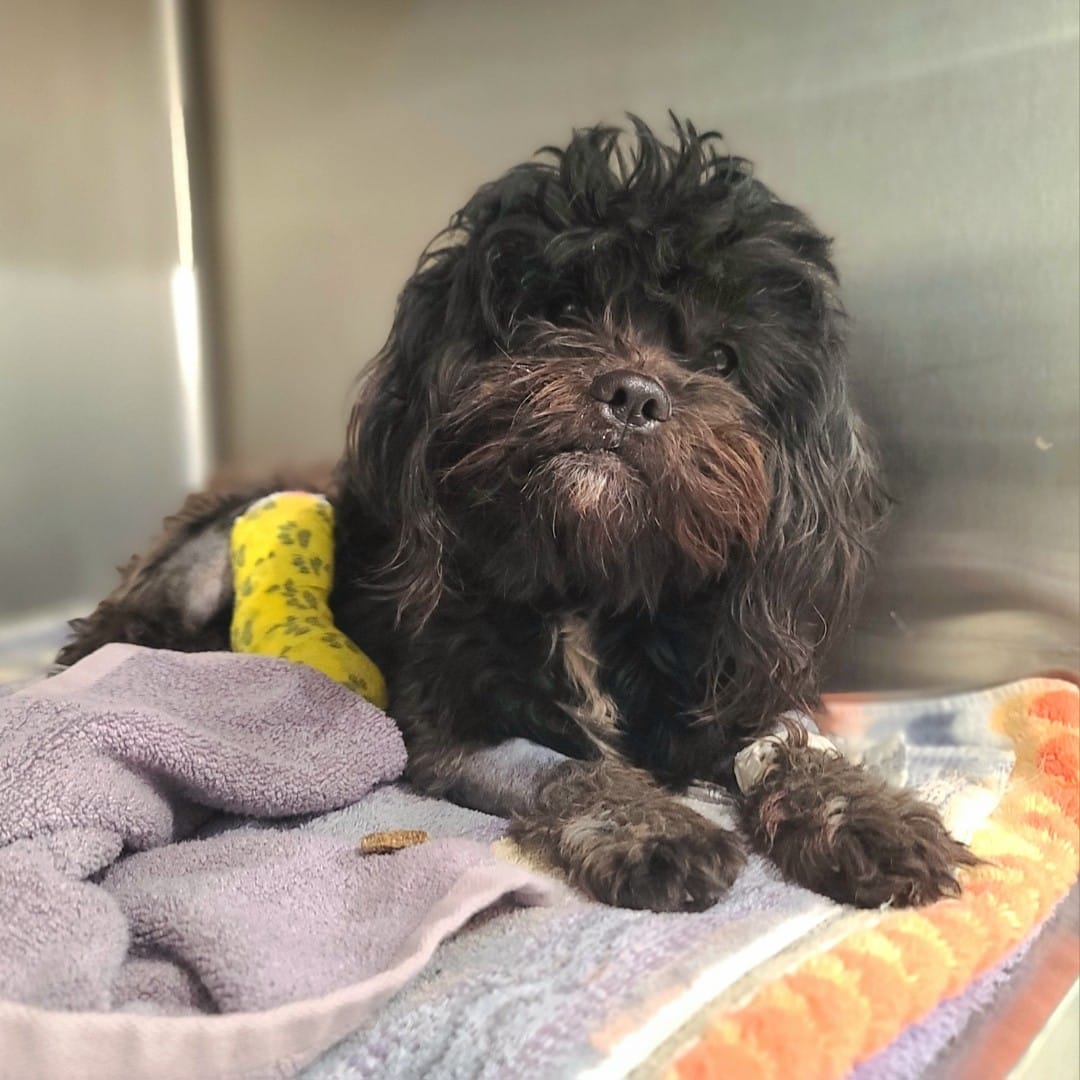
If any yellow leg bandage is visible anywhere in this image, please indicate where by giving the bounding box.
[229,492,388,709]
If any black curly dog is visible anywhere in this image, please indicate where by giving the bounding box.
[59,117,976,912]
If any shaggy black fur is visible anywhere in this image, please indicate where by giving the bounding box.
[740,721,979,906]
[59,117,976,912]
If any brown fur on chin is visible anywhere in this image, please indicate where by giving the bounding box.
[432,325,770,611]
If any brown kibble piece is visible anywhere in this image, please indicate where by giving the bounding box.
[358,829,429,854]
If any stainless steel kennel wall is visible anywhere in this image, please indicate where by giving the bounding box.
[2,0,1077,691]
[1,0,215,616]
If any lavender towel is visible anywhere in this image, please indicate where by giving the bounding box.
[0,645,555,1030]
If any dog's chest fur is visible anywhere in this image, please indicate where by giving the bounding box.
[524,605,709,775]
[553,615,620,743]
[336,553,723,783]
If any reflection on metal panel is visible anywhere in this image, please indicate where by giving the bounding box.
[0,0,213,618]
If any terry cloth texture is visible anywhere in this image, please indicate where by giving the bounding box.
[0,645,556,1079]
[0,631,1074,1079]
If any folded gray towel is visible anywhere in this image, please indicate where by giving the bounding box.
[0,644,555,1023]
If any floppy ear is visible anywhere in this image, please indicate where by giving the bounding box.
[338,172,540,630]
[340,244,468,631]
[702,390,888,739]
[682,182,891,737]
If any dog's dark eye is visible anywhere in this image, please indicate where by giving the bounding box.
[554,298,583,322]
[707,343,739,376]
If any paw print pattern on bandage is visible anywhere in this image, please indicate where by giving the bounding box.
[232,616,255,650]
[228,491,388,707]
[347,672,371,695]
[290,553,327,576]
[272,578,320,610]
[263,615,329,638]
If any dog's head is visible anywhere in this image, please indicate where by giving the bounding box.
[342,117,886,721]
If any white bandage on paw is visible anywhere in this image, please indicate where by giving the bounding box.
[734,726,841,794]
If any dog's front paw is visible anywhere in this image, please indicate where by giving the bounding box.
[556,801,745,912]
[511,761,745,912]
[743,745,980,908]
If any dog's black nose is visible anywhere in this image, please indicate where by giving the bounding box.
[589,370,672,428]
